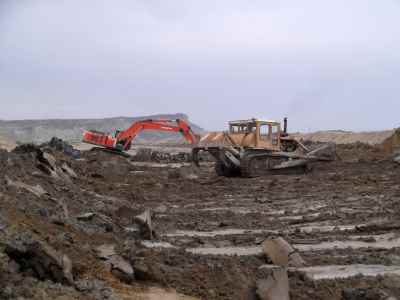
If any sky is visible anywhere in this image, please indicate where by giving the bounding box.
[1,0,400,131]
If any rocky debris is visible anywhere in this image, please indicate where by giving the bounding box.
[5,176,49,198]
[95,244,116,259]
[95,244,134,283]
[133,209,154,240]
[4,234,74,285]
[76,212,96,221]
[257,265,290,300]
[75,279,115,299]
[61,162,78,178]
[394,152,400,164]
[262,237,306,268]
[44,137,81,158]
[38,150,75,182]
[342,288,397,300]
[132,148,192,163]
[179,166,200,180]
[154,204,168,214]
[107,255,135,283]
[0,213,8,231]
[131,257,153,281]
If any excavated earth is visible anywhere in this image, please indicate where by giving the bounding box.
[1,142,400,300]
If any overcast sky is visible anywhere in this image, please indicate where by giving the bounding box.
[1,0,400,131]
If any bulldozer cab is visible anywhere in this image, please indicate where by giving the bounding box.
[228,119,281,150]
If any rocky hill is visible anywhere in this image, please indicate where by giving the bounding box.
[0,113,204,144]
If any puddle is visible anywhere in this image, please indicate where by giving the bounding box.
[278,213,321,221]
[130,162,190,169]
[141,241,176,249]
[164,228,278,238]
[295,233,400,251]
[298,224,366,233]
[186,246,262,256]
[296,264,400,280]
[117,287,199,300]
[186,234,400,256]
[199,207,288,216]
[292,204,328,214]
[200,207,253,214]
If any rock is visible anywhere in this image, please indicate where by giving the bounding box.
[262,237,306,268]
[179,166,199,180]
[42,152,57,170]
[94,245,134,283]
[5,176,49,198]
[108,255,135,283]
[154,204,168,214]
[0,213,8,231]
[95,244,116,259]
[342,288,396,300]
[133,258,153,281]
[61,163,78,179]
[133,209,154,240]
[394,155,400,164]
[77,212,96,221]
[5,234,74,285]
[257,266,290,300]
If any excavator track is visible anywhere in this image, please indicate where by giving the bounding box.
[240,153,309,178]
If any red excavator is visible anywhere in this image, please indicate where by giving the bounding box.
[82,118,198,152]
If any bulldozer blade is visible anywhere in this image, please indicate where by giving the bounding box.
[306,143,337,161]
[272,159,308,170]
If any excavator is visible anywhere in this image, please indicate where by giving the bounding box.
[82,118,198,152]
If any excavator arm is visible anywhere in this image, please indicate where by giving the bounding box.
[83,118,198,152]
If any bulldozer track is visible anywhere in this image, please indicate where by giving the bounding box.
[241,153,308,178]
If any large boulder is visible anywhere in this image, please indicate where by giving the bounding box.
[95,244,134,283]
[262,237,306,268]
[5,234,74,285]
[133,210,154,240]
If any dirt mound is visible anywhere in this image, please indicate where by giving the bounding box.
[294,129,395,145]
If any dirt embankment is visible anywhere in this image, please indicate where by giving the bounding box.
[294,129,395,145]
[0,141,400,300]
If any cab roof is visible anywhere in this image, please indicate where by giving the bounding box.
[229,118,280,126]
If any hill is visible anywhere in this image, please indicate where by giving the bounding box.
[0,113,204,144]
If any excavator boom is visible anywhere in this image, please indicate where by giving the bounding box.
[82,119,198,151]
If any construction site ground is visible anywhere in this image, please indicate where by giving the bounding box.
[1,142,400,300]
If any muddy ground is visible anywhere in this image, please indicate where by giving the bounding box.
[0,142,400,300]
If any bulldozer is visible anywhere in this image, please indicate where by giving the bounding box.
[192,118,335,177]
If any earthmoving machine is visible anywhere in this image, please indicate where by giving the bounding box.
[82,118,198,152]
[192,118,335,177]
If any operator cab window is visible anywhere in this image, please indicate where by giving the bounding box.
[260,124,269,141]
[271,125,279,145]
[230,124,256,134]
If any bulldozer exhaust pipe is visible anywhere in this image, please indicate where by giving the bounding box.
[283,117,288,134]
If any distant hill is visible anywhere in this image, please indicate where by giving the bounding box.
[293,129,395,145]
[0,113,204,144]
